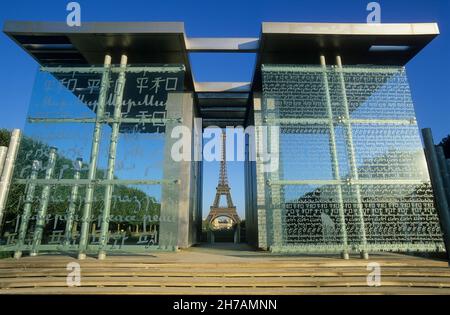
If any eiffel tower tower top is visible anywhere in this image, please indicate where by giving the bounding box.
[206,131,241,225]
[218,131,229,187]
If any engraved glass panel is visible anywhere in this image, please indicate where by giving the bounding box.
[0,64,185,254]
[261,64,444,253]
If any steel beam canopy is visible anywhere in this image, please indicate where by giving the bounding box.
[3,21,440,126]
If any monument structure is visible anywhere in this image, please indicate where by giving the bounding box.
[206,132,241,243]
[0,21,446,260]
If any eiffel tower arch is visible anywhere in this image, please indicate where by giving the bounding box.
[206,131,241,243]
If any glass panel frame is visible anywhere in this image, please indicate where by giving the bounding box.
[0,64,185,255]
[261,64,444,254]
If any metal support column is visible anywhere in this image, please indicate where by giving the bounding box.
[436,146,450,205]
[0,129,21,230]
[234,223,241,243]
[265,98,282,248]
[14,160,40,258]
[336,56,368,259]
[98,55,127,260]
[320,55,349,259]
[63,158,82,247]
[447,160,450,178]
[78,55,112,260]
[0,146,7,177]
[422,128,450,262]
[30,147,57,256]
[253,93,269,249]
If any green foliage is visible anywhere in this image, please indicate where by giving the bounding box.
[0,129,11,147]
[0,252,12,259]
[2,132,161,233]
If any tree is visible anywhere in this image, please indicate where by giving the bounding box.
[439,135,450,159]
[0,129,10,147]
[1,132,161,239]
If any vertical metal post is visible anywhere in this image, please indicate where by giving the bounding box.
[78,55,112,260]
[320,56,349,259]
[447,160,450,176]
[336,56,368,259]
[253,93,269,250]
[0,129,21,230]
[234,223,241,244]
[207,230,212,243]
[265,98,282,248]
[14,160,41,259]
[63,158,82,247]
[447,160,450,177]
[447,158,450,200]
[30,147,57,256]
[98,55,127,260]
[0,146,8,177]
[422,128,450,261]
[436,146,450,205]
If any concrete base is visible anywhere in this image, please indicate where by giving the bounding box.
[29,251,38,257]
[98,251,106,260]
[360,251,369,260]
[78,253,87,260]
[13,251,22,259]
[341,251,350,260]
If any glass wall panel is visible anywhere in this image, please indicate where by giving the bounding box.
[0,64,185,254]
[351,124,429,180]
[283,184,344,249]
[28,68,104,118]
[342,183,441,251]
[328,67,416,120]
[91,184,162,251]
[113,132,165,181]
[280,127,334,181]
[261,64,444,253]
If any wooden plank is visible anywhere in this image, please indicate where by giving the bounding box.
[0,254,446,266]
[2,276,450,289]
[1,253,448,296]
[1,267,450,278]
[1,285,450,295]
[0,254,441,261]
[0,260,447,270]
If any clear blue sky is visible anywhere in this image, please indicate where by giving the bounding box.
[0,0,449,219]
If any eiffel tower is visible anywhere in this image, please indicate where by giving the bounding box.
[206,131,241,229]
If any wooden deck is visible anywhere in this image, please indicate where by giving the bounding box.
[1,244,449,295]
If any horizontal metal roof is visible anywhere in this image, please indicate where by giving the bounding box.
[3,21,439,127]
